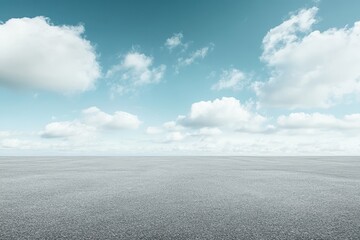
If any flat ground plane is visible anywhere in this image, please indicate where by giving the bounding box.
[1,156,359,239]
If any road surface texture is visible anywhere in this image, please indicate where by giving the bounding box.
[1,156,359,239]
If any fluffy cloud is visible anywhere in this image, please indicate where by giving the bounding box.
[41,121,94,138]
[277,112,360,130]
[41,107,141,139]
[211,68,247,90]
[143,98,268,144]
[146,126,163,135]
[1,138,32,149]
[0,16,100,93]
[107,51,166,94]
[83,106,141,130]
[165,33,184,50]
[0,131,11,138]
[261,7,318,61]
[163,121,185,132]
[165,131,186,142]
[177,97,267,132]
[256,7,360,108]
[177,44,214,69]
[192,127,222,136]
[6,111,360,155]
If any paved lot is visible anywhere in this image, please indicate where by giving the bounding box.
[1,156,359,239]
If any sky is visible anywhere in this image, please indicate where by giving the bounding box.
[1,0,360,155]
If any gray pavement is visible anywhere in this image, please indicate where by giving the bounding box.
[1,156,359,239]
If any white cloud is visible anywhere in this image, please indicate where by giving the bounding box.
[1,139,21,148]
[144,98,267,144]
[139,117,360,155]
[211,68,247,91]
[41,121,94,138]
[177,44,214,69]
[277,112,360,130]
[165,33,184,50]
[107,51,166,94]
[0,16,100,93]
[163,121,185,132]
[256,7,360,108]
[194,127,222,136]
[5,111,360,155]
[0,131,11,138]
[41,107,141,139]
[146,126,163,135]
[261,7,318,61]
[146,122,222,145]
[177,97,267,131]
[1,138,35,149]
[165,131,186,142]
[82,106,142,130]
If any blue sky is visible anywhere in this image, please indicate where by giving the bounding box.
[1,0,360,155]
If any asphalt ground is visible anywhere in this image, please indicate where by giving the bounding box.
[1,156,359,239]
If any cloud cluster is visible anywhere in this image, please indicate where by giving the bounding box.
[165,131,186,142]
[5,8,360,155]
[192,127,222,136]
[41,107,141,139]
[41,121,95,138]
[146,97,269,143]
[277,112,360,130]
[261,7,318,61]
[256,7,360,108]
[82,106,141,130]
[0,16,100,93]
[142,111,360,154]
[177,97,266,131]
[0,131,11,138]
[107,51,166,94]
[143,94,360,149]
[146,126,163,135]
[177,44,214,69]
[211,68,247,91]
[165,33,185,50]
